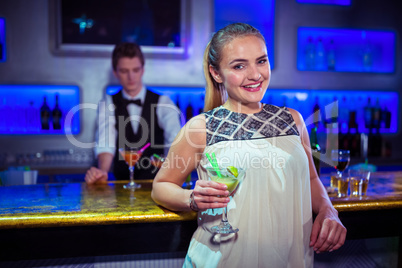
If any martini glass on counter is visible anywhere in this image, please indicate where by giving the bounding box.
[119,143,150,190]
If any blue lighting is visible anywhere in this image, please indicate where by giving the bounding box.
[0,85,81,135]
[0,183,82,214]
[107,86,398,135]
[296,0,351,5]
[214,0,275,69]
[262,89,398,134]
[297,27,396,73]
[0,17,5,62]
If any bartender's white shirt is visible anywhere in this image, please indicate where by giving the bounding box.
[94,86,182,157]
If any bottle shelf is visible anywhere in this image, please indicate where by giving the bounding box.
[0,17,5,62]
[296,0,351,6]
[107,86,399,135]
[261,89,398,134]
[0,85,81,135]
[297,27,396,73]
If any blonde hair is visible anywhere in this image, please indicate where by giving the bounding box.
[203,42,226,112]
[203,23,266,112]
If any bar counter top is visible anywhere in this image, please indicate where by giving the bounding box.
[0,171,401,230]
[0,180,196,229]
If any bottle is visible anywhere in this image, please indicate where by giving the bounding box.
[328,96,338,125]
[313,97,321,127]
[305,36,316,70]
[40,96,51,130]
[175,94,181,111]
[52,94,62,130]
[348,110,360,157]
[372,98,381,131]
[315,37,326,71]
[326,97,338,153]
[363,97,373,132]
[310,125,321,177]
[327,39,336,71]
[185,99,193,122]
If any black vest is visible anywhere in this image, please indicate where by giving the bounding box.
[112,89,165,180]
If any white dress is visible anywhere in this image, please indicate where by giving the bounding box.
[183,104,314,268]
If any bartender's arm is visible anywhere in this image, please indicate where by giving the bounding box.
[85,153,112,184]
[85,95,116,184]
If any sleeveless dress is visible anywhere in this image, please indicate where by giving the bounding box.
[183,104,314,268]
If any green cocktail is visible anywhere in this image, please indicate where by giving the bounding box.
[206,165,245,234]
[209,175,239,194]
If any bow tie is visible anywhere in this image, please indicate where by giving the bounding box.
[124,99,142,107]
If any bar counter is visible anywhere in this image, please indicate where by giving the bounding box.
[0,180,196,229]
[0,171,401,262]
[1,171,401,229]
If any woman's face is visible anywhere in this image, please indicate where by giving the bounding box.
[210,35,271,110]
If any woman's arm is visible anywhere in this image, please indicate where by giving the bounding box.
[289,108,347,253]
[151,115,230,212]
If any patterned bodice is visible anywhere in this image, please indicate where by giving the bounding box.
[205,104,299,146]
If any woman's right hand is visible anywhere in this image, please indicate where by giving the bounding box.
[192,180,230,210]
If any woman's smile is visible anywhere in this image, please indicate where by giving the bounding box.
[242,81,263,92]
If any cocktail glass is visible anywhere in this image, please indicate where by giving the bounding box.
[150,154,165,169]
[119,147,142,190]
[206,166,245,234]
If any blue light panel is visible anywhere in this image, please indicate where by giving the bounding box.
[107,86,398,134]
[0,85,81,135]
[0,17,5,62]
[214,0,275,69]
[261,89,398,134]
[297,27,396,73]
[296,0,351,5]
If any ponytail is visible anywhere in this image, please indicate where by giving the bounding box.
[203,42,226,112]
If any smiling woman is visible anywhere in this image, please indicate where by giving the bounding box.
[151,23,346,268]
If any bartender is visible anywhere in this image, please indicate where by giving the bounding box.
[85,42,181,184]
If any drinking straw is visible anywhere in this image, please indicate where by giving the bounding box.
[206,153,222,178]
[139,142,151,153]
[152,153,162,160]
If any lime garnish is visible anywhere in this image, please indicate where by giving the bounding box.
[227,166,238,178]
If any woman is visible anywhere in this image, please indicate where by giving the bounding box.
[152,23,346,267]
